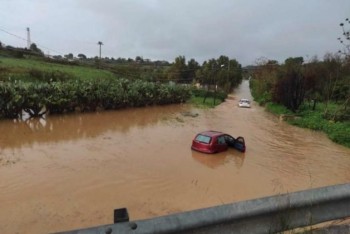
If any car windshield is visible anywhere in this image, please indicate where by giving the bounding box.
[240,99,250,103]
[195,134,211,144]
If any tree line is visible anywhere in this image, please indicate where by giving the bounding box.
[106,55,243,93]
[250,53,349,121]
[250,18,349,122]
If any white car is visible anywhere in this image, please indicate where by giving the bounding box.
[238,98,251,108]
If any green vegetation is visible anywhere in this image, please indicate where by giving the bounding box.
[265,102,293,115]
[289,103,350,147]
[189,96,224,108]
[0,52,196,119]
[263,101,350,148]
[189,89,227,108]
[0,79,191,118]
[0,46,240,120]
[249,51,349,148]
[0,57,116,81]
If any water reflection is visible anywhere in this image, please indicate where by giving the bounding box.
[19,117,48,131]
[0,104,191,149]
[191,149,245,169]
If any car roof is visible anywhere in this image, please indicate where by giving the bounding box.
[197,130,224,137]
[240,98,250,101]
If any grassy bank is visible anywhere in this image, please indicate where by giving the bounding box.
[189,96,224,108]
[189,89,227,108]
[265,102,350,148]
[0,57,115,81]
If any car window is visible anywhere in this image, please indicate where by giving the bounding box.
[195,134,211,144]
[236,138,244,143]
[224,135,234,141]
[217,136,226,145]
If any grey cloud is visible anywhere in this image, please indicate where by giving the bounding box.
[1,0,349,65]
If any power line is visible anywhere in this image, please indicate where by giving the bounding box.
[0,27,27,42]
[0,27,64,55]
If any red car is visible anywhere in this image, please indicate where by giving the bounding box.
[191,130,246,153]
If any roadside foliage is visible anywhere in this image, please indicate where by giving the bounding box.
[249,55,350,147]
[0,51,246,119]
[0,79,191,119]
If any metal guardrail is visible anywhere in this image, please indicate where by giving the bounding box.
[57,183,350,234]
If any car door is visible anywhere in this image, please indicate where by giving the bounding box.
[215,135,228,152]
[234,136,246,152]
[224,134,236,146]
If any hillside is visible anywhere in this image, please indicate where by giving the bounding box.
[0,50,116,82]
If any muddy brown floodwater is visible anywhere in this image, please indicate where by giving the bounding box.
[0,80,350,233]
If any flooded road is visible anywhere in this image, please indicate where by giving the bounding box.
[0,80,350,233]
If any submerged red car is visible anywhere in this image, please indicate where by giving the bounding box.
[191,130,246,153]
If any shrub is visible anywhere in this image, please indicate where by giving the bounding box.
[0,79,191,118]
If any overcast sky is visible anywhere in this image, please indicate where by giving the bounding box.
[1,0,349,66]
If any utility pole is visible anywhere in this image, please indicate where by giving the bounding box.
[213,64,225,105]
[227,60,230,84]
[97,41,103,69]
[98,41,103,59]
[26,27,31,49]
[213,64,216,105]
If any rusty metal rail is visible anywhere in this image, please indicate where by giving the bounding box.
[57,183,350,234]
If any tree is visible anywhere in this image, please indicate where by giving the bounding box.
[64,53,74,60]
[135,56,143,63]
[250,57,280,104]
[321,53,349,120]
[52,55,63,60]
[187,58,200,83]
[29,43,43,55]
[167,56,188,83]
[228,59,243,91]
[338,18,350,61]
[303,57,322,110]
[77,53,87,60]
[273,57,305,112]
